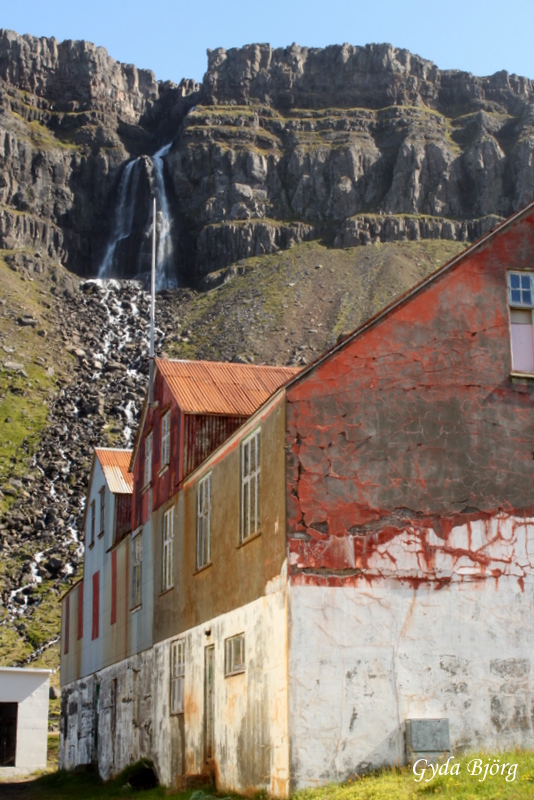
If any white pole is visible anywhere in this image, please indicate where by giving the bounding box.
[149,196,156,405]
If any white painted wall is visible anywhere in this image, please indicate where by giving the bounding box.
[0,668,50,769]
[288,516,534,789]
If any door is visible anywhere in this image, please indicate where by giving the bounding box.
[0,703,18,766]
[204,645,215,760]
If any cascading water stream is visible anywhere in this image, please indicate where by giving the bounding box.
[98,143,175,287]
[98,158,142,278]
[152,143,175,290]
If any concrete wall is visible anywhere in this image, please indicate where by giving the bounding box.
[0,668,50,770]
[153,585,289,795]
[59,649,153,778]
[288,516,534,788]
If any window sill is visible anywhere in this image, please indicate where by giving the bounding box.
[130,603,142,613]
[194,562,212,576]
[170,710,184,716]
[225,669,245,678]
[158,464,169,477]
[237,531,261,549]
[511,372,534,386]
[159,586,174,597]
[97,531,104,539]
[141,483,151,495]
[88,542,95,550]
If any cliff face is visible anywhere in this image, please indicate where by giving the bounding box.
[1,32,534,282]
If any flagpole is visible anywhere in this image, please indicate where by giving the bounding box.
[149,196,156,406]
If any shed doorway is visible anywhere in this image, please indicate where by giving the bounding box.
[0,702,18,766]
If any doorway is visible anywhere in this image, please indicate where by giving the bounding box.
[204,645,214,761]
[0,702,18,767]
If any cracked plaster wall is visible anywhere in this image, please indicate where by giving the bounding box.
[152,586,289,794]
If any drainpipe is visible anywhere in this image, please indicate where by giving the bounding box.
[149,196,156,406]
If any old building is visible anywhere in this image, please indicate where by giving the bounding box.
[61,202,534,794]
[0,667,51,774]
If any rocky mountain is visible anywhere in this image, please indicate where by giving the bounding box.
[1,29,534,668]
[1,31,534,285]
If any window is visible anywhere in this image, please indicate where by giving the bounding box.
[161,411,171,468]
[90,500,95,546]
[508,272,534,373]
[99,487,105,536]
[197,473,211,569]
[64,594,70,654]
[111,550,117,625]
[241,429,261,542]
[170,639,185,714]
[225,633,245,676]
[162,507,174,591]
[77,583,83,640]
[92,571,100,640]
[132,532,142,608]
[144,432,152,487]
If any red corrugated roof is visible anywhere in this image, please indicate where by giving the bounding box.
[156,359,300,416]
[95,448,133,494]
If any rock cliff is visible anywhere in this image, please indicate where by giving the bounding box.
[1,31,534,282]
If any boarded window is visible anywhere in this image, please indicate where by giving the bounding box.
[64,594,70,654]
[111,550,117,625]
[197,473,211,569]
[508,271,534,373]
[77,583,83,640]
[99,487,105,535]
[161,410,171,468]
[241,429,261,542]
[162,508,174,591]
[170,639,185,714]
[225,633,245,676]
[90,500,95,546]
[144,432,152,487]
[92,571,100,640]
[132,532,142,608]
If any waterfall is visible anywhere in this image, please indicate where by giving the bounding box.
[152,143,175,290]
[98,142,176,287]
[98,157,142,278]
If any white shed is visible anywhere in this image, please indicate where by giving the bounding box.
[0,667,51,774]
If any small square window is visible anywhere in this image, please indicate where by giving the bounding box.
[225,633,245,676]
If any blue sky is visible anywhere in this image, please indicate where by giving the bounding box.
[2,1,533,84]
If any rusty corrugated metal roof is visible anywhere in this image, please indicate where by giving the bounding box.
[156,359,300,416]
[95,448,133,494]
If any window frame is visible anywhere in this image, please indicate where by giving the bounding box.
[99,487,105,537]
[162,507,174,592]
[508,270,534,375]
[170,638,185,714]
[144,431,153,488]
[240,428,261,543]
[131,531,143,609]
[161,410,171,469]
[225,633,245,677]
[196,472,212,570]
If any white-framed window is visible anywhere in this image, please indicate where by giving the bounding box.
[144,432,152,487]
[197,473,211,569]
[99,487,105,535]
[241,428,260,542]
[225,633,245,676]
[508,271,534,373]
[132,532,142,608]
[170,639,185,714]
[162,507,174,591]
[161,410,171,468]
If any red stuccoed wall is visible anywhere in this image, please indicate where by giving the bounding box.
[285,211,534,586]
